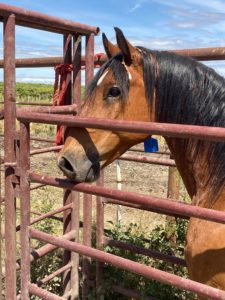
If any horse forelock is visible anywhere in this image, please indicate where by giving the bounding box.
[86,53,130,100]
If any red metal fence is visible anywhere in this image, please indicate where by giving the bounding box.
[1,2,225,300]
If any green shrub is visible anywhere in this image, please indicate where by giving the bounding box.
[102,219,197,300]
[25,205,195,299]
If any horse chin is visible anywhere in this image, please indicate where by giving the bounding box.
[83,163,100,183]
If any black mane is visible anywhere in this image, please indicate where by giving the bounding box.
[139,48,225,200]
[139,47,225,126]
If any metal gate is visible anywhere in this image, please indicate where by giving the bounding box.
[1,2,225,300]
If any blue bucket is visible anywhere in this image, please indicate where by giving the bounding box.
[144,137,159,153]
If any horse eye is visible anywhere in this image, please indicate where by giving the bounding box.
[107,86,121,98]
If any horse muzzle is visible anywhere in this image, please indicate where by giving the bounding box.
[57,153,100,182]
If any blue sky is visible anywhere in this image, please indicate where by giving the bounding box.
[1,0,225,83]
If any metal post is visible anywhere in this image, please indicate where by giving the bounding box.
[73,34,82,105]
[3,13,16,300]
[116,160,122,224]
[82,33,94,299]
[82,194,92,299]
[63,33,73,297]
[0,121,2,300]
[96,173,105,300]
[85,33,94,87]
[165,162,180,245]
[70,192,80,300]
[20,122,30,299]
[70,33,82,300]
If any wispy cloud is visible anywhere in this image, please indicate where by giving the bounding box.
[129,3,142,12]
[168,6,225,30]
[129,0,148,13]
[186,0,225,13]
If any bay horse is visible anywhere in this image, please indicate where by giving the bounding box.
[58,28,225,299]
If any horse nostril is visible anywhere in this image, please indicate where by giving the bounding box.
[58,156,75,175]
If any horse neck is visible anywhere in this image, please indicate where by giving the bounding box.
[165,137,225,210]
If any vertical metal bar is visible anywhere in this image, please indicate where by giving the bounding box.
[96,172,105,300]
[82,33,94,299]
[82,194,92,299]
[0,122,2,300]
[165,163,180,245]
[85,33,94,87]
[70,193,80,300]
[63,190,72,296]
[3,14,16,300]
[20,122,30,300]
[83,33,94,295]
[63,33,73,297]
[70,33,82,300]
[63,33,72,105]
[73,34,82,105]
[116,160,122,225]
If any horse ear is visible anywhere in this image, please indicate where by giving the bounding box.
[114,27,140,65]
[102,33,120,58]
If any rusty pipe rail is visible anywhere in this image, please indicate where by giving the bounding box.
[29,173,225,225]
[104,197,189,219]
[0,3,99,35]
[103,236,186,266]
[2,230,76,278]
[0,55,105,68]
[0,46,224,70]
[30,228,225,300]
[30,146,62,156]
[0,104,77,119]
[120,153,176,167]
[16,112,225,142]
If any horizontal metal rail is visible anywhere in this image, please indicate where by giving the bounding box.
[103,236,186,266]
[17,104,77,114]
[129,147,170,155]
[0,55,105,68]
[15,203,72,234]
[2,204,69,238]
[30,145,62,156]
[16,112,225,142]
[0,3,99,35]
[0,104,77,119]
[2,230,75,278]
[104,198,189,219]
[120,153,176,167]
[0,46,225,70]
[0,200,51,221]
[39,262,72,286]
[30,228,225,299]
[111,285,158,300]
[29,173,225,224]
[172,47,225,61]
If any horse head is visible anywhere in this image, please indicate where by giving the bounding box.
[58,28,154,182]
